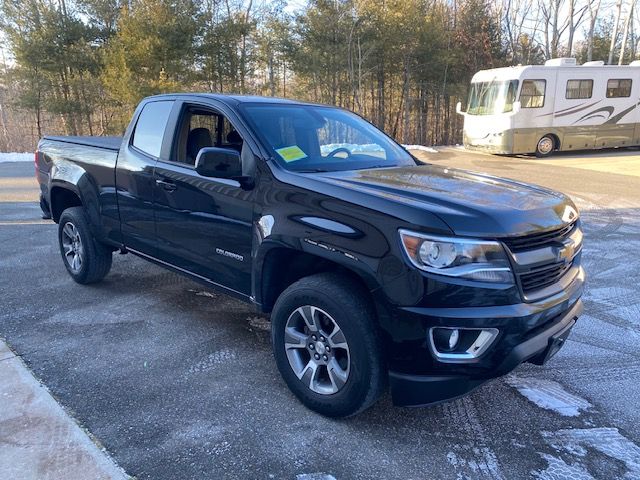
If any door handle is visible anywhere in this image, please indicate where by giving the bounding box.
[156,179,177,192]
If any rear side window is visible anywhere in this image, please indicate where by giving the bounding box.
[566,79,593,99]
[520,80,546,108]
[607,79,632,98]
[132,101,174,157]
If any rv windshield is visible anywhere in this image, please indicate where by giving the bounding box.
[466,80,518,115]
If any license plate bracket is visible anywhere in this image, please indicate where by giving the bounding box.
[540,319,575,364]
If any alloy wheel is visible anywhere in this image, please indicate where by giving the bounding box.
[284,306,351,395]
[537,136,554,155]
[61,222,83,272]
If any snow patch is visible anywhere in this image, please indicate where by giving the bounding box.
[543,428,640,477]
[506,375,591,416]
[534,453,594,480]
[188,349,237,374]
[0,152,32,163]
[446,447,503,478]
[296,474,337,480]
[403,144,439,153]
[441,398,505,479]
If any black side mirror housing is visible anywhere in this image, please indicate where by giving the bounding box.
[195,147,254,189]
[195,147,242,178]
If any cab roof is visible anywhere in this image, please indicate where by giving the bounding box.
[143,93,326,108]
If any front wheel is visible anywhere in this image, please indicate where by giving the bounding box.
[58,207,112,284]
[535,135,556,157]
[271,273,386,417]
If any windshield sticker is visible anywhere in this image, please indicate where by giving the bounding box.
[276,145,307,163]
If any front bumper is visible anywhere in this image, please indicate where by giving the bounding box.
[463,130,514,154]
[386,267,584,407]
[389,299,582,406]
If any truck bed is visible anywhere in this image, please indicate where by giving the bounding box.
[43,136,123,152]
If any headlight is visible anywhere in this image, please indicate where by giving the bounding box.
[399,229,514,284]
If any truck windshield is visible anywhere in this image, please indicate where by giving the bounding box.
[238,103,416,172]
[466,80,518,115]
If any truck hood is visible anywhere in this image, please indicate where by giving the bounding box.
[314,165,578,237]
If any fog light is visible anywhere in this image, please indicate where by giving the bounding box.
[448,329,459,349]
[432,328,460,352]
[428,327,499,362]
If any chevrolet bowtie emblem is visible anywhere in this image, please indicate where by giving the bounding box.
[562,205,578,223]
[557,239,576,263]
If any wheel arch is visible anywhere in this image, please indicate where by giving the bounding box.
[50,184,83,223]
[541,132,561,150]
[257,246,379,314]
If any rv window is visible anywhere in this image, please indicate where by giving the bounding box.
[520,80,546,108]
[566,79,593,99]
[607,79,632,98]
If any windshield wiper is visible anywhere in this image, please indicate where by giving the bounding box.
[353,165,397,170]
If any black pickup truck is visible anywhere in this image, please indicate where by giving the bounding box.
[36,94,584,417]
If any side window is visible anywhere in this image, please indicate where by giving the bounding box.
[174,106,244,165]
[132,101,174,158]
[520,80,546,108]
[607,79,632,98]
[566,79,593,99]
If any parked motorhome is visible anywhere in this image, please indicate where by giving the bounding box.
[457,58,640,156]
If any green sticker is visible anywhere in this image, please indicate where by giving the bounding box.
[276,145,307,163]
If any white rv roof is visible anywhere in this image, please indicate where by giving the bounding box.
[471,60,640,82]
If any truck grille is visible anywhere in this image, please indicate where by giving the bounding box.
[519,261,573,292]
[503,220,581,295]
[502,221,577,252]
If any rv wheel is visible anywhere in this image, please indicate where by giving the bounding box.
[535,135,556,157]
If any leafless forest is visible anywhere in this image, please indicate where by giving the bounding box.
[1,0,639,152]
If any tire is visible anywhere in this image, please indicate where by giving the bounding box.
[58,207,112,284]
[535,135,556,157]
[271,272,386,417]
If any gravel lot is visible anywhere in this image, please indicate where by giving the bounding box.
[1,147,639,479]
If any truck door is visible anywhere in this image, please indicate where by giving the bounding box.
[152,101,255,298]
[116,99,175,256]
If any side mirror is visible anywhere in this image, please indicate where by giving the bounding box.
[195,147,241,178]
[512,101,521,114]
[456,101,464,115]
[195,147,253,189]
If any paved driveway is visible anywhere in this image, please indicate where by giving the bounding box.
[1,148,639,479]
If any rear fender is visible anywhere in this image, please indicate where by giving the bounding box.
[50,159,101,235]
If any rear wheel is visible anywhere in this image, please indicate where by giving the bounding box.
[271,273,386,417]
[58,207,112,284]
[535,135,556,157]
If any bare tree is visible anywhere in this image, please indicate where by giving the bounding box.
[619,0,637,63]
[0,46,10,150]
[539,0,572,58]
[609,0,624,64]
[567,0,589,55]
[586,0,602,61]
[504,0,538,63]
